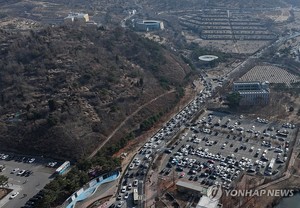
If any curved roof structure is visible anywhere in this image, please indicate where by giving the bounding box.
[198,55,219,62]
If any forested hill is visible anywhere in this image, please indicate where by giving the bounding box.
[0,25,192,160]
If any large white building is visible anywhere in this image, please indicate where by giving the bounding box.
[134,20,164,31]
[233,81,270,105]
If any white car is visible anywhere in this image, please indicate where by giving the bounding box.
[121,186,126,193]
[28,158,35,163]
[133,179,138,186]
[48,162,57,167]
[135,160,140,166]
[124,192,129,199]
[1,155,9,160]
[9,192,19,199]
[11,168,19,174]
[117,194,122,200]
[129,164,134,170]
[117,201,124,207]
[17,170,26,176]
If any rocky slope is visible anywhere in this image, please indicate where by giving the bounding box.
[0,25,192,159]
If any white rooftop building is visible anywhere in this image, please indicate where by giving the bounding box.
[233,81,270,105]
[64,13,89,23]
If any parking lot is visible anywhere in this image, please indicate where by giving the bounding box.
[0,154,57,208]
[158,111,297,190]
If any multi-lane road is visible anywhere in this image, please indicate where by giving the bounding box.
[111,73,214,207]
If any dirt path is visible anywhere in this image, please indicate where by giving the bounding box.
[88,90,175,159]
[82,83,202,207]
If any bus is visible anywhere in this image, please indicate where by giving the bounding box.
[133,188,139,205]
[55,161,70,175]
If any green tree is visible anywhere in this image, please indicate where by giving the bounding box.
[227,92,241,108]
[0,175,8,186]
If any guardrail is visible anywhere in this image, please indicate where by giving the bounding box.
[63,170,120,208]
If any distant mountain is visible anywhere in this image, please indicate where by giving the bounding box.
[145,0,286,11]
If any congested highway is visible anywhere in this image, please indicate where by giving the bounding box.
[111,74,213,208]
[111,69,297,208]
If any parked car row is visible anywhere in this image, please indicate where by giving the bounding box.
[0,153,36,164]
[11,168,33,177]
[21,190,44,208]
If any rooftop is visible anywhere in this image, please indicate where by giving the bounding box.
[233,81,261,85]
[176,180,207,194]
[65,13,88,19]
[238,90,269,94]
[199,55,219,62]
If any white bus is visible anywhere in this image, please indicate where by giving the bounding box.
[55,161,70,175]
[133,188,139,205]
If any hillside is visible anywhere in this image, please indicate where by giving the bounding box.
[143,0,286,11]
[0,25,193,160]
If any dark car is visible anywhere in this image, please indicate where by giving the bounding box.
[26,201,35,206]
[209,175,217,180]
[200,172,208,177]
[23,170,33,177]
[165,169,171,175]
[33,194,43,200]
[166,163,172,168]
[21,206,32,208]
[122,179,128,185]
[29,197,39,202]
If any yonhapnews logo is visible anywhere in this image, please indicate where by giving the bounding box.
[207,185,222,200]
[206,186,295,198]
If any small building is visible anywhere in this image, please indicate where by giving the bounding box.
[134,19,164,31]
[176,180,207,197]
[64,13,89,24]
[233,81,270,105]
